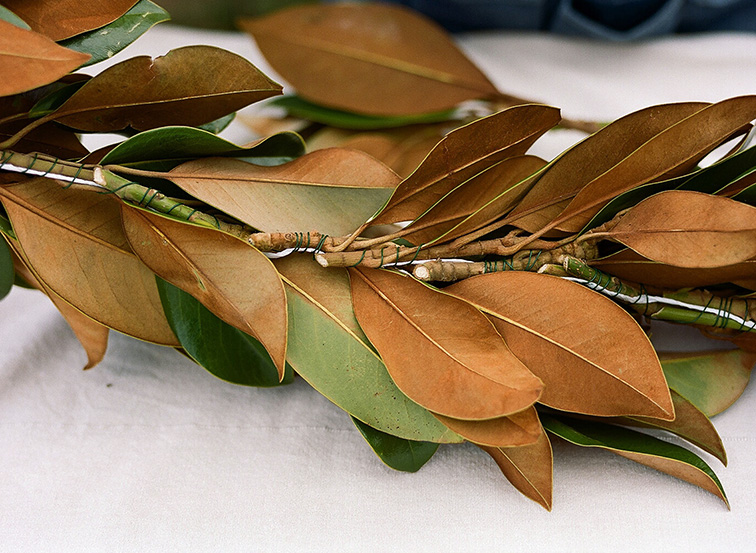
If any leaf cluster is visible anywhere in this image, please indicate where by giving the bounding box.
[1,0,756,511]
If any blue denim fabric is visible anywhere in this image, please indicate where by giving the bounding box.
[381,0,756,39]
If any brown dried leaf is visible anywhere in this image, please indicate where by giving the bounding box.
[349,268,543,420]
[2,0,138,41]
[601,190,756,268]
[0,20,90,96]
[240,3,498,116]
[401,155,546,246]
[447,272,674,419]
[53,46,281,132]
[506,102,708,233]
[121,206,288,379]
[619,390,727,465]
[552,96,756,233]
[372,105,560,225]
[0,178,177,345]
[590,248,756,289]
[0,120,87,159]
[10,244,108,370]
[480,426,553,511]
[433,406,541,447]
[169,149,398,236]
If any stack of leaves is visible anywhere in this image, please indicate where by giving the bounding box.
[1,0,755,510]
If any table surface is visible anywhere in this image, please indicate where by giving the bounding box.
[2,24,756,553]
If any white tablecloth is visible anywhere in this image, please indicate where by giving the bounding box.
[2,24,756,553]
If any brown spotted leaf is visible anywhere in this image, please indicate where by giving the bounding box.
[169,149,398,236]
[349,268,543,420]
[121,206,288,379]
[240,3,498,116]
[0,20,90,96]
[447,272,674,419]
[600,190,756,268]
[0,178,177,345]
[480,425,553,511]
[2,0,138,41]
[372,105,560,225]
[433,406,541,447]
[53,45,281,132]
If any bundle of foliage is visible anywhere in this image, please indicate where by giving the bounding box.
[1,1,755,510]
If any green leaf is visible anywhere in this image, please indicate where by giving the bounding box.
[156,277,292,387]
[28,79,89,118]
[101,127,306,171]
[660,349,756,417]
[678,144,756,194]
[352,416,439,472]
[542,414,728,506]
[0,235,14,300]
[0,6,30,29]
[275,255,460,443]
[197,113,235,134]
[59,0,170,67]
[270,95,457,130]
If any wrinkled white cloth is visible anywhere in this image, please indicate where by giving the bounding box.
[1,25,755,553]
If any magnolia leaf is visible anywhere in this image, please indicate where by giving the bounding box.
[10,246,108,370]
[506,102,708,233]
[308,125,445,179]
[53,45,281,132]
[0,20,90,96]
[433,406,541,448]
[275,255,460,443]
[101,127,305,171]
[591,249,756,289]
[28,79,89,118]
[270,95,457,130]
[0,178,177,345]
[0,6,29,29]
[542,415,728,507]
[349,268,543,420]
[480,425,553,511]
[352,417,439,472]
[197,113,235,134]
[122,206,288,379]
[602,190,756,268]
[0,235,14,300]
[660,349,756,417]
[168,149,398,235]
[59,0,170,67]
[401,155,547,246]
[372,104,560,225]
[240,3,498,116]
[1,0,138,41]
[156,277,292,387]
[618,390,726,465]
[678,144,756,194]
[447,272,674,419]
[552,96,756,233]
[0,120,88,160]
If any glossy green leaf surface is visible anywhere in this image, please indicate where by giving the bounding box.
[101,127,305,171]
[197,113,235,134]
[0,6,29,29]
[0,235,14,300]
[28,80,89,118]
[156,277,292,387]
[679,145,756,194]
[59,0,170,67]
[660,349,756,417]
[352,416,439,472]
[542,415,727,505]
[270,95,457,130]
[276,256,459,443]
